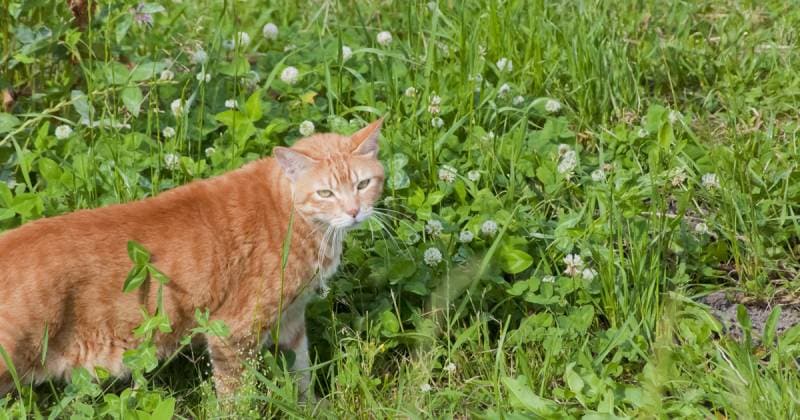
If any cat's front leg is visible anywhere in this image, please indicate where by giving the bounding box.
[207,335,251,397]
[272,308,313,401]
[285,326,312,400]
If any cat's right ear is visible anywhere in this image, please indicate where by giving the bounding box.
[274,147,317,182]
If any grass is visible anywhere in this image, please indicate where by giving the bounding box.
[2,0,800,417]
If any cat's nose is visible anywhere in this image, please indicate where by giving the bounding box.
[346,208,359,218]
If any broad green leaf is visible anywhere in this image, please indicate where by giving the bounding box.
[380,310,400,335]
[219,57,250,77]
[123,265,148,293]
[657,121,675,150]
[507,280,529,296]
[127,241,151,265]
[736,304,752,339]
[244,90,263,121]
[500,246,533,274]
[150,398,176,420]
[763,306,781,347]
[138,3,166,14]
[564,363,585,393]
[388,169,409,190]
[299,91,318,105]
[129,62,164,82]
[38,157,61,184]
[115,13,133,43]
[502,375,558,415]
[0,208,15,220]
[0,113,21,134]
[215,109,249,127]
[71,90,93,121]
[121,86,143,117]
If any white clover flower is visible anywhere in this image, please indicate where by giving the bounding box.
[425,220,443,237]
[427,1,438,12]
[478,45,487,58]
[236,32,251,47]
[668,110,681,124]
[159,69,174,81]
[581,268,597,281]
[438,165,457,183]
[205,147,216,157]
[420,383,433,393]
[196,70,211,82]
[262,23,278,40]
[542,275,556,283]
[428,94,441,114]
[404,87,417,97]
[481,220,498,236]
[244,70,261,88]
[376,31,393,46]
[470,73,483,83]
[423,247,443,266]
[224,99,238,109]
[701,173,719,189]
[222,39,235,51]
[545,99,562,113]
[341,45,353,61]
[670,167,687,187]
[299,120,315,136]
[437,42,450,57]
[563,254,584,277]
[162,126,176,138]
[694,222,709,235]
[467,170,480,182]
[512,95,525,106]
[431,117,444,129]
[280,66,299,85]
[55,124,73,140]
[170,99,185,117]
[498,83,511,97]
[557,150,578,175]
[458,230,474,243]
[444,362,457,373]
[591,168,606,182]
[406,232,421,245]
[637,128,649,138]
[164,153,180,170]
[496,57,512,72]
[283,44,297,52]
[558,143,571,156]
[482,131,495,142]
[191,49,208,64]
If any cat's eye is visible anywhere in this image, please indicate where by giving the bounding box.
[317,189,334,198]
[357,179,370,190]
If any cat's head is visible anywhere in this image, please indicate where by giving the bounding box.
[274,118,385,229]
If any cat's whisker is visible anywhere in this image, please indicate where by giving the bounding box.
[369,214,412,257]
[371,209,417,233]
[373,206,414,220]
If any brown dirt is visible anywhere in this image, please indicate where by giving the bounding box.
[702,291,800,342]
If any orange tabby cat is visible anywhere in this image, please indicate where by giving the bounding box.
[0,118,385,398]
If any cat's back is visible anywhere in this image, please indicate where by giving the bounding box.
[0,158,279,289]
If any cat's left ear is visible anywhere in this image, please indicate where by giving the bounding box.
[351,117,383,158]
[274,147,318,182]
